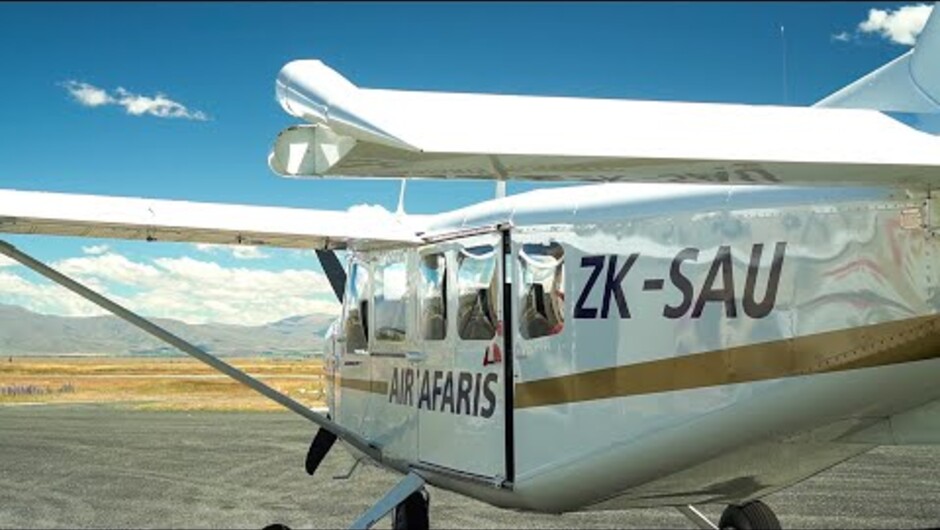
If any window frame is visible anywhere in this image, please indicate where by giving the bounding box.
[517,242,566,340]
[373,256,409,344]
[341,256,371,354]
[418,251,449,341]
[456,244,499,341]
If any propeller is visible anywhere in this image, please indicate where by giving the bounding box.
[316,249,347,302]
[305,249,347,476]
[305,426,339,475]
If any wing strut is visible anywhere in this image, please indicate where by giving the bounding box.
[0,239,380,463]
[349,471,426,530]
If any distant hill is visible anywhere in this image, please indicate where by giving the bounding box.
[0,304,337,357]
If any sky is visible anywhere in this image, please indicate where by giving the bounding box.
[0,2,934,326]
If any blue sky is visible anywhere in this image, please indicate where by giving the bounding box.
[0,2,933,325]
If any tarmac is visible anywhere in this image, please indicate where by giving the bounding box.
[1,403,938,529]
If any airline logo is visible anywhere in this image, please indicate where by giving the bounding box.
[388,367,499,418]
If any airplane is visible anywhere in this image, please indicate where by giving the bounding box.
[1,4,939,529]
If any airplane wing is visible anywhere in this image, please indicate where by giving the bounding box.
[270,5,940,188]
[0,188,422,250]
[0,188,419,467]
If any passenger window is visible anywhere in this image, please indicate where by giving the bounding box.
[519,242,565,339]
[419,253,447,340]
[374,259,408,342]
[343,261,370,352]
[457,245,498,340]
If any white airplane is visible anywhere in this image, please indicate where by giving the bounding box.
[2,5,940,529]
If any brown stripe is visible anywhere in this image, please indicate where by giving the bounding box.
[370,352,407,359]
[329,375,389,395]
[515,315,940,409]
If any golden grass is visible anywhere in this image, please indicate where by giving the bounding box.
[0,357,327,412]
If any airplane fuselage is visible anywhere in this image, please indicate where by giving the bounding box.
[326,182,940,513]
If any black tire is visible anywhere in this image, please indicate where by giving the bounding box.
[718,500,782,530]
[261,524,291,530]
[392,489,430,530]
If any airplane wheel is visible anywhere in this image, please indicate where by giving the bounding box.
[718,500,781,530]
[261,524,291,530]
[392,488,430,530]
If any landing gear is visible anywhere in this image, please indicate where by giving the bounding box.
[264,472,429,530]
[392,489,430,530]
[350,471,427,529]
[718,500,781,530]
[677,500,781,530]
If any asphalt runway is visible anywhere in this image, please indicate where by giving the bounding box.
[1,404,939,529]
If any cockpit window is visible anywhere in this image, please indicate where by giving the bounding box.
[457,245,498,340]
[519,242,565,339]
[343,260,370,353]
[374,259,408,342]
[419,253,447,341]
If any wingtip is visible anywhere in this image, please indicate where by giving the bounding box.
[276,59,359,123]
[275,59,417,152]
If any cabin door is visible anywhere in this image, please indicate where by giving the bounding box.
[414,232,508,481]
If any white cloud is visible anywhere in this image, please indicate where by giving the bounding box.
[113,87,209,121]
[0,255,16,267]
[347,203,399,224]
[346,203,427,234]
[82,244,110,255]
[56,253,162,286]
[0,270,107,317]
[194,243,269,260]
[61,81,209,121]
[0,250,338,326]
[231,246,268,260]
[831,31,852,42]
[858,4,933,45]
[62,81,114,107]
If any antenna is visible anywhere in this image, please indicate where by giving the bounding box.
[780,24,789,105]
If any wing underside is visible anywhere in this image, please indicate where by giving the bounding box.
[0,188,422,250]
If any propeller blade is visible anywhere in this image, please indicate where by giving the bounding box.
[316,249,346,302]
[310,251,343,474]
[306,427,338,475]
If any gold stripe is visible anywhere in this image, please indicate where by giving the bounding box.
[515,315,940,409]
[327,375,389,395]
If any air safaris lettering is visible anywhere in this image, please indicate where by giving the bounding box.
[388,368,499,418]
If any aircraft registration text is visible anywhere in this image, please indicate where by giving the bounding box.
[574,242,787,320]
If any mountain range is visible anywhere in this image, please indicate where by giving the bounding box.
[0,304,336,357]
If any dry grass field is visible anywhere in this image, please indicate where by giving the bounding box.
[3,359,940,528]
[0,356,326,411]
